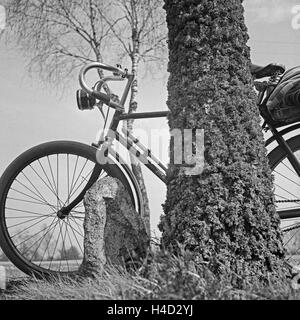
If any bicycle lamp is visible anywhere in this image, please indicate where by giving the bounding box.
[76,89,96,111]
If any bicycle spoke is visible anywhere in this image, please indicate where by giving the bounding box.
[68,215,84,238]
[68,168,103,201]
[68,159,89,198]
[14,217,57,249]
[6,207,51,217]
[64,217,84,256]
[9,188,53,207]
[70,210,85,220]
[285,244,300,265]
[65,219,81,267]
[274,169,300,188]
[47,155,58,197]
[48,219,62,270]
[38,217,60,267]
[24,217,58,261]
[49,225,59,269]
[274,183,299,200]
[67,154,70,205]
[61,220,70,271]
[37,159,57,196]
[14,179,53,208]
[7,196,53,206]
[70,215,85,220]
[63,216,84,239]
[12,213,55,241]
[57,154,59,210]
[69,156,79,197]
[275,194,292,201]
[30,163,63,204]
[71,210,85,214]
[284,231,299,248]
[6,216,45,219]
[7,214,51,229]
[57,220,65,272]
[269,146,300,269]
[74,203,84,209]
[282,159,298,176]
[64,221,71,271]
[20,172,53,208]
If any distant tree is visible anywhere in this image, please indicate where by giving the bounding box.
[58,245,81,261]
[160,0,289,286]
[3,0,111,83]
[99,0,167,234]
[10,229,43,262]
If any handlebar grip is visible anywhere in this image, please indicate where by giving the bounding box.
[79,63,126,93]
[79,62,127,111]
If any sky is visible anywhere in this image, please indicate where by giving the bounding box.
[1,0,300,237]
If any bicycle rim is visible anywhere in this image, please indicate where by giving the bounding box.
[268,135,300,269]
[0,141,137,277]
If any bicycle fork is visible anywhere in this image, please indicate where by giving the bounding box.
[56,137,117,220]
[56,165,102,219]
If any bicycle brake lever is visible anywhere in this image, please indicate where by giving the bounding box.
[113,64,122,77]
[113,64,128,78]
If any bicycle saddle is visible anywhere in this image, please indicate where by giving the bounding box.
[251,63,286,79]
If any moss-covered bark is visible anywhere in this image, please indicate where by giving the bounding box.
[160,0,288,285]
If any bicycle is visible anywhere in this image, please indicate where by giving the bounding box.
[0,62,299,278]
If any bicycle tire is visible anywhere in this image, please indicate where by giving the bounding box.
[268,134,300,269]
[0,140,141,278]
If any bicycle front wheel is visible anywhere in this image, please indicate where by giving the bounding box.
[0,141,139,278]
[268,134,300,269]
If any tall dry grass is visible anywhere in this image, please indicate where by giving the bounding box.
[1,248,300,300]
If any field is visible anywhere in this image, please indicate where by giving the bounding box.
[0,261,27,280]
[0,260,83,280]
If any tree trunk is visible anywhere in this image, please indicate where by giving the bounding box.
[160,0,288,286]
[123,41,151,237]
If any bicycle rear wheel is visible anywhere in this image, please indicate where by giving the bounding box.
[268,135,300,269]
[0,141,139,278]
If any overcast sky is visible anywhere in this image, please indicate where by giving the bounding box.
[1,0,300,236]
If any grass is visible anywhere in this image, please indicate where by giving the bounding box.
[0,264,153,300]
[1,249,300,300]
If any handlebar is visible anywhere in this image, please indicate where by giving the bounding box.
[79,62,130,110]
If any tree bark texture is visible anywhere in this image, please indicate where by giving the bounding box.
[160,0,288,285]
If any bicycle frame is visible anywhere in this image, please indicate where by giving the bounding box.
[102,73,300,221]
[256,78,300,177]
[98,73,300,181]
[67,63,300,222]
[59,72,170,218]
[99,116,169,184]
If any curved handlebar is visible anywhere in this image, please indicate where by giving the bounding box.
[79,62,128,109]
